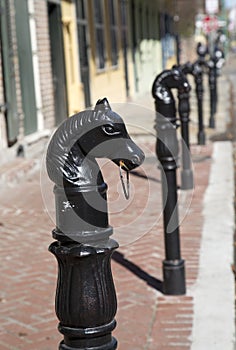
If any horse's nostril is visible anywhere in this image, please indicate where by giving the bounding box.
[131,155,141,165]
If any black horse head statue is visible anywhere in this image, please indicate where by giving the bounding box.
[181,61,203,78]
[181,61,194,75]
[197,42,208,58]
[152,67,190,106]
[152,67,190,123]
[46,98,145,244]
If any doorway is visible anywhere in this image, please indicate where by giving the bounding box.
[0,0,18,145]
[48,1,68,124]
[76,0,91,108]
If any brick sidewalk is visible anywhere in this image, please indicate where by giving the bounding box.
[112,144,212,350]
[0,138,213,349]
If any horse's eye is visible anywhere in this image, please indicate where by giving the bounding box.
[173,70,180,80]
[102,125,120,135]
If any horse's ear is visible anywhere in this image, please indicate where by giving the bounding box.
[95,98,111,111]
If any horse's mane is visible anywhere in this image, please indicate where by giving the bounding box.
[152,68,189,103]
[46,109,112,186]
[152,69,177,103]
[155,69,178,86]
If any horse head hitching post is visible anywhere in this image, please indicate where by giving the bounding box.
[182,61,206,145]
[208,44,225,128]
[174,64,193,190]
[207,55,217,128]
[196,41,218,129]
[196,42,210,137]
[46,98,144,350]
[152,67,187,295]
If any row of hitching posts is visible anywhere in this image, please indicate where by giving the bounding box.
[152,41,224,296]
[46,42,224,349]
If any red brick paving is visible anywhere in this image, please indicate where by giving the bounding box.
[0,142,212,349]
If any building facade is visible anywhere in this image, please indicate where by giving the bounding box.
[0,0,177,153]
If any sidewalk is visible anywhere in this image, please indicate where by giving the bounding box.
[0,57,235,349]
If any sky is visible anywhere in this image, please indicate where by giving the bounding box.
[225,0,236,8]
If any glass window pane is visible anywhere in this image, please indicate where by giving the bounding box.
[93,0,106,69]
[108,0,118,66]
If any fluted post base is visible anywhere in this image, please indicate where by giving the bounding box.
[58,322,117,350]
[197,130,205,145]
[49,238,118,350]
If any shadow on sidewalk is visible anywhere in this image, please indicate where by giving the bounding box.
[112,251,163,293]
[130,170,161,183]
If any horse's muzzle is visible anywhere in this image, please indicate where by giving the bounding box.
[112,140,145,171]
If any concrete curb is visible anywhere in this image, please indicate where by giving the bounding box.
[190,141,235,350]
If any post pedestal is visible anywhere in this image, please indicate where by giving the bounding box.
[49,238,118,350]
[160,165,186,296]
[163,259,186,295]
[153,95,186,296]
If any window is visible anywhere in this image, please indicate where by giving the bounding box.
[76,0,91,107]
[139,4,143,42]
[146,6,150,40]
[93,0,106,70]
[76,0,88,68]
[108,0,118,66]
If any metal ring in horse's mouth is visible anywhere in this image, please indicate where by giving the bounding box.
[119,160,129,171]
[119,160,130,200]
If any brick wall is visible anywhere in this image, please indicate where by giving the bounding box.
[0,0,56,151]
[0,40,7,149]
[9,0,24,142]
[0,0,24,147]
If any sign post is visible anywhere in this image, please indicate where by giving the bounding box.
[205,0,219,15]
[202,15,219,35]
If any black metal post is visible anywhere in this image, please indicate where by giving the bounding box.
[46,98,144,349]
[208,44,224,128]
[182,61,206,145]
[196,42,209,142]
[194,62,206,144]
[196,41,208,62]
[177,68,193,190]
[208,57,217,128]
[175,33,181,66]
[211,45,225,117]
[152,68,186,295]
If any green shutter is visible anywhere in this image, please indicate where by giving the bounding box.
[14,0,37,135]
[0,0,18,144]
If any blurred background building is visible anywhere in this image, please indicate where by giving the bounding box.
[0,0,231,155]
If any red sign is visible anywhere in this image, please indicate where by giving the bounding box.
[202,15,218,33]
